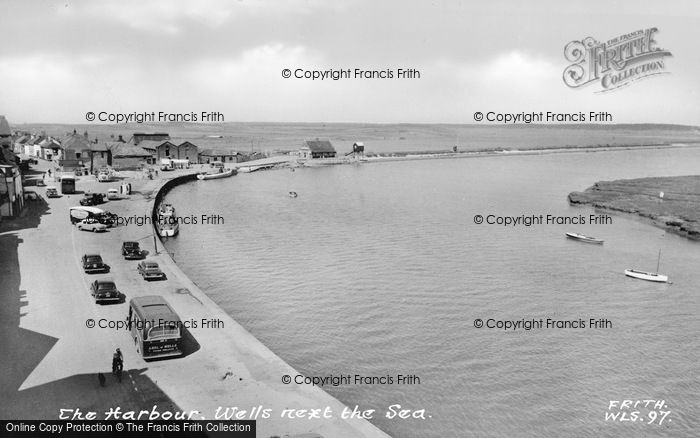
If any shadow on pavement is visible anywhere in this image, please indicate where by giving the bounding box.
[0,198,180,420]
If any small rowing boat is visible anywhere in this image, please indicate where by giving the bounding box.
[565,232,604,244]
[197,168,235,180]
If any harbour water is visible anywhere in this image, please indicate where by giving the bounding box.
[164,147,700,437]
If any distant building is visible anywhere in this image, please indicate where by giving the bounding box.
[129,132,169,146]
[85,142,112,172]
[59,131,100,170]
[107,142,152,170]
[133,140,161,157]
[38,137,62,161]
[198,149,243,164]
[13,134,30,154]
[23,136,39,157]
[300,139,336,159]
[150,139,198,162]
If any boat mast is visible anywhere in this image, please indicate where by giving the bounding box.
[656,249,661,273]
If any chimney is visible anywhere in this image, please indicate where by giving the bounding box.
[118,135,124,142]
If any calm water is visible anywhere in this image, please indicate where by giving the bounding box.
[164,148,700,437]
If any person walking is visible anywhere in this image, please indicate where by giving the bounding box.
[112,348,123,383]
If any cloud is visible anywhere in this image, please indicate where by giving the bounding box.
[57,0,345,35]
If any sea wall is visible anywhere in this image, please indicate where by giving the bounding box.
[151,172,198,229]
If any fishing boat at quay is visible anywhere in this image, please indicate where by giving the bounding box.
[197,168,236,180]
[156,203,179,237]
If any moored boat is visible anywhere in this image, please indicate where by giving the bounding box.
[624,269,668,283]
[196,168,236,180]
[625,250,668,283]
[156,203,179,237]
[237,164,275,173]
[565,232,604,244]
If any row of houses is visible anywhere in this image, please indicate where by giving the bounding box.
[2,114,349,221]
[12,131,249,172]
[14,130,343,173]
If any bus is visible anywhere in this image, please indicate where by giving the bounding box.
[61,175,76,194]
[128,296,183,360]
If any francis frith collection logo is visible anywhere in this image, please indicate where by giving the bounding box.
[563,28,672,92]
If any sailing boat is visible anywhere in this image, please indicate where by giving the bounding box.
[625,250,668,283]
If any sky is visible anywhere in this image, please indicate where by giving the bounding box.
[0,0,699,124]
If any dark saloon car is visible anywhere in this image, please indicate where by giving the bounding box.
[122,241,144,260]
[46,186,60,198]
[137,260,167,281]
[90,279,121,303]
[97,212,118,228]
[81,253,110,274]
[79,193,106,206]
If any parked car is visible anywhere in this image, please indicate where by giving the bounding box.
[90,279,121,303]
[96,212,118,228]
[46,186,60,198]
[98,172,111,182]
[137,260,166,281]
[122,241,144,260]
[81,253,110,274]
[107,188,120,200]
[80,193,106,206]
[76,218,107,232]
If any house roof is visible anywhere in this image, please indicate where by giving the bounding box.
[134,140,163,151]
[0,116,11,136]
[88,142,111,152]
[107,142,152,157]
[168,138,198,147]
[28,136,48,146]
[61,133,92,151]
[129,133,170,145]
[40,139,62,149]
[304,140,336,153]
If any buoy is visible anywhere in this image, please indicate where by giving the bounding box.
[289,191,298,198]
